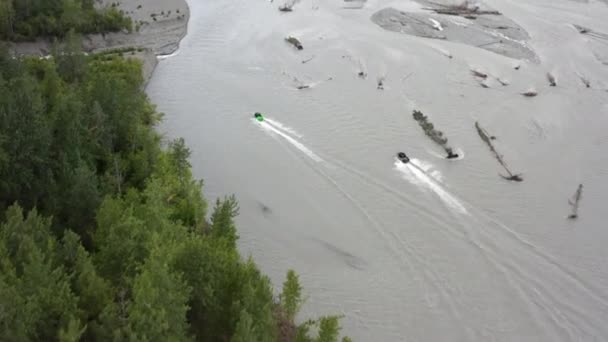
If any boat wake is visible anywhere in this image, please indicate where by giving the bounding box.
[263,118,303,138]
[394,158,468,215]
[254,118,323,162]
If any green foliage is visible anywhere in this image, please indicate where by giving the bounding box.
[58,318,86,342]
[126,253,192,341]
[55,30,88,82]
[317,316,342,342]
[210,195,239,247]
[0,44,161,232]
[233,309,256,342]
[295,316,349,342]
[0,41,348,341]
[0,205,79,341]
[0,0,132,41]
[281,269,304,322]
[0,67,53,213]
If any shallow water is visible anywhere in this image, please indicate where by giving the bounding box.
[146,0,608,340]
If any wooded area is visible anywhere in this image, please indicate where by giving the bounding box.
[0,0,132,41]
[0,36,348,341]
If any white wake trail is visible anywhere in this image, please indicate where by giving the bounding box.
[255,119,323,162]
[394,158,468,215]
[263,118,303,138]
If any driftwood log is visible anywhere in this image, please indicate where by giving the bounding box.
[413,110,459,159]
[568,184,583,219]
[285,36,303,50]
[475,121,523,182]
[547,72,557,87]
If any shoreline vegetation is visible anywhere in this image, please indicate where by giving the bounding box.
[0,0,133,42]
[0,2,350,341]
[0,37,349,342]
[3,0,191,84]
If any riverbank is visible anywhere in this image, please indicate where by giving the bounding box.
[6,0,190,84]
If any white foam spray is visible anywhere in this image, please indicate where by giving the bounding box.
[429,18,443,31]
[157,49,181,60]
[264,118,303,138]
[394,158,468,215]
[255,119,323,162]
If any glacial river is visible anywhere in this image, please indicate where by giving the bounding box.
[147,0,608,340]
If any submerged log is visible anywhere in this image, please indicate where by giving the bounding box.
[547,72,557,87]
[413,110,457,159]
[301,55,314,64]
[497,78,509,86]
[471,69,488,79]
[500,174,523,182]
[445,147,460,159]
[429,8,501,16]
[574,24,590,34]
[285,36,303,50]
[568,184,583,219]
[475,121,523,182]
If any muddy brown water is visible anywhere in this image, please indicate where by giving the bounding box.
[147,0,608,340]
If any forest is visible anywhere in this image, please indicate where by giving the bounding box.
[0,0,132,41]
[0,35,349,341]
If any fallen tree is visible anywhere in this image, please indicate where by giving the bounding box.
[279,0,300,11]
[413,110,459,159]
[285,36,303,50]
[475,121,523,181]
[430,8,500,16]
[424,1,501,16]
[547,72,557,86]
[568,184,583,219]
[377,77,385,90]
[521,89,538,97]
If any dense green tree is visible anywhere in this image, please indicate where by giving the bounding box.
[0,205,79,341]
[171,236,241,340]
[233,309,256,342]
[0,44,348,341]
[0,70,53,212]
[0,0,15,37]
[316,316,342,342]
[93,196,148,285]
[58,317,86,342]
[281,269,304,322]
[126,253,192,341]
[55,30,87,82]
[169,137,191,184]
[59,231,112,325]
[1,0,132,40]
[209,195,239,247]
[235,259,277,342]
[58,163,100,239]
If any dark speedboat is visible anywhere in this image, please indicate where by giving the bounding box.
[253,112,264,122]
[397,152,410,163]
